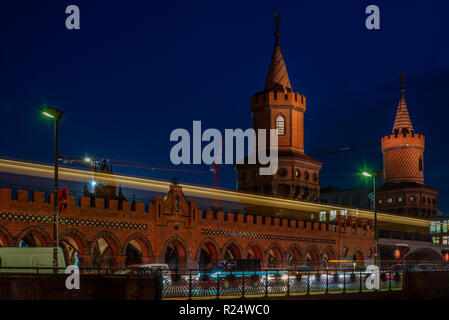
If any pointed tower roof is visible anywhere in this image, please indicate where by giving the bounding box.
[264,12,292,92]
[392,73,414,133]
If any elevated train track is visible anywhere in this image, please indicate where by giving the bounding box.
[0,158,429,231]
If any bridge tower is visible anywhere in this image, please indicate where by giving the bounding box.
[236,14,322,200]
[377,73,438,218]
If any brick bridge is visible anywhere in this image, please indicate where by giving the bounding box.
[0,184,374,269]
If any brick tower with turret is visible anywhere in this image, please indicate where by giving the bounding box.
[377,73,438,218]
[236,14,322,201]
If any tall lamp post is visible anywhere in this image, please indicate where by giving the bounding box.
[362,170,380,268]
[42,107,64,273]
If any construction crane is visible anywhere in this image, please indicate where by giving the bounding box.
[309,142,380,157]
[57,140,379,195]
[59,155,209,175]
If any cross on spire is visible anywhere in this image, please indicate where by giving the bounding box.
[264,12,292,92]
[274,12,281,38]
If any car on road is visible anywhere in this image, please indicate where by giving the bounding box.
[116,263,170,276]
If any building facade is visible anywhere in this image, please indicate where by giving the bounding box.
[319,186,372,210]
[0,184,374,269]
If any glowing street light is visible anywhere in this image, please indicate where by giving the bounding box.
[361,169,381,268]
[42,106,64,273]
[362,171,373,177]
[42,107,64,121]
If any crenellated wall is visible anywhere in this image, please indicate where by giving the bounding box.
[251,91,306,112]
[0,185,374,269]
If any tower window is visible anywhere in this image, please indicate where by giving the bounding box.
[277,168,287,177]
[275,115,285,136]
[419,156,423,172]
[304,171,309,180]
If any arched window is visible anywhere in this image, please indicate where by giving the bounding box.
[275,115,285,136]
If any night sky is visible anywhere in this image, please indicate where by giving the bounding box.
[1,1,448,214]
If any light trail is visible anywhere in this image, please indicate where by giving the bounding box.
[0,158,430,228]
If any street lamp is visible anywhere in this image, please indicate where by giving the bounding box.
[362,170,380,268]
[42,107,64,273]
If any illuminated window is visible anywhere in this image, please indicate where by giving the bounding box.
[319,211,326,222]
[432,236,440,244]
[430,221,436,233]
[275,115,285,136]
[443,222,448,233]
[340,210,348,218]
[443,236,449,245]
[330,210,337,221]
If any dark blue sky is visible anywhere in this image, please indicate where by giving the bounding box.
[1,1,448,213]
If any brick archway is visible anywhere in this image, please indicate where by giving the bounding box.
[122,233,153,266]
[162,237,188,269]
[16,226,52,247]
[266,243,284,268]
[59,228,89,266]
[221,240,243,260]
[305,245,321,268]
[0,225,12,247]
[322,246,338,268]
[196,238,219,269]
[285,244,303,267]
[245,241,264,261]
[91,231,122,268]
[353,248,365,267]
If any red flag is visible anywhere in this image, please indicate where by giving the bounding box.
[58,188,68,215]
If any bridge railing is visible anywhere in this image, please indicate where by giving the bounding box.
[160,268,406,299]
[0,266,141,275]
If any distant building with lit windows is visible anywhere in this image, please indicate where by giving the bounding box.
[430,217,449,245]
[319,186,372,210]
